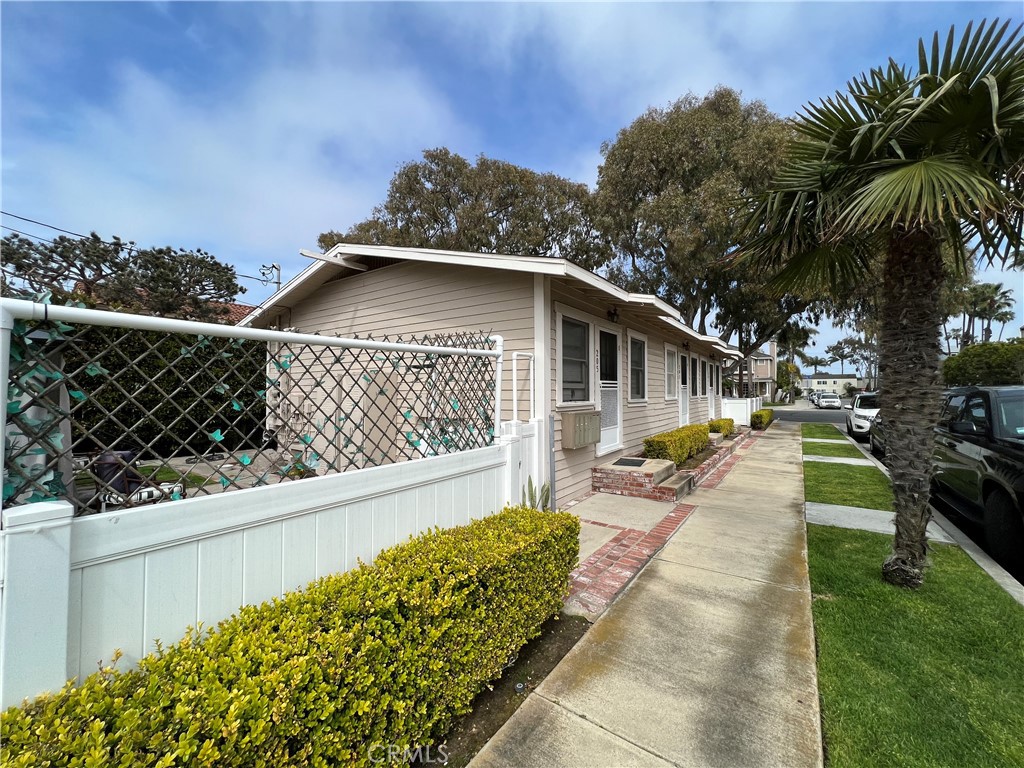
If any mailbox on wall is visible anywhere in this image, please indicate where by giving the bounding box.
[561,411,602,449]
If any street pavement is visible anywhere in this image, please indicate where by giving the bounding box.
[774,397,846,425]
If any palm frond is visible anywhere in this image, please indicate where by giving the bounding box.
[837,155,1005,232]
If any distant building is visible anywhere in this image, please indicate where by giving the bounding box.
[801,372,865,395]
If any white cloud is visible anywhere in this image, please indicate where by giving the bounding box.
[2,5,471,300]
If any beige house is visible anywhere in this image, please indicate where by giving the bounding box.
[724,344,778,398]
[242,244,739,506]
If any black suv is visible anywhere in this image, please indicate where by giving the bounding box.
[931,386,1024,571]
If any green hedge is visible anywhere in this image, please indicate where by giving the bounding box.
[708,418,734,436]
[643,424,711,465]
[942,339,1024,386]
[750,408,774,430]
[1,506,580,767]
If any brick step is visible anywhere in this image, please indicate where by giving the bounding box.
[649,462,677,486]
[655,471,695,502]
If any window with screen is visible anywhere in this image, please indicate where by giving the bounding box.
[629,336,647,400]
[560,316,590,403]
[665,345,677,399]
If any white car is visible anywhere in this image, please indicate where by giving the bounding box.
[845,392,880,441]
[818,392,842,409]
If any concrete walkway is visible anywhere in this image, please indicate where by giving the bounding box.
[472,423,822,768]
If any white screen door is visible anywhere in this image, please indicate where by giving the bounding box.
[598,330,621,453]
[678,352,689,426]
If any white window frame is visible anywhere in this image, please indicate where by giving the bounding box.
[556,309,596,408]
[627,330,648,404]
[664,343,678,401]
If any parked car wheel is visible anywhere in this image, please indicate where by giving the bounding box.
[984,489,1024,571]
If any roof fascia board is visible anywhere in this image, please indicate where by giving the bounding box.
[330,243,568,277]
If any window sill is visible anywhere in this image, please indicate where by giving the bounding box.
[626,398,648,406]
[556,402,596,411]
[595,443,625,458]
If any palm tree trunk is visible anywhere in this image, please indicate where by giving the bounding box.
[880,226,945,589]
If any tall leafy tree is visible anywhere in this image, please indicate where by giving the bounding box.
[318,148,609,270]
[2,233,244,322]
[594,87,792,333]
[739,19,1024,588]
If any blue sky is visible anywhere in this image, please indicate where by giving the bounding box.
[2,1,1022,366]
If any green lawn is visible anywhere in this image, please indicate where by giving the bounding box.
[75,466,211,488]
[802,440,865,459]
[803,461,894,511]
[801,423,844,439]
[808,525,1024,768]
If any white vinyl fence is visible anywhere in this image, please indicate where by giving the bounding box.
[720,396,765,426]
[0,298,545,708]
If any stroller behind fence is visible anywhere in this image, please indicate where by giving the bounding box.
[93,450,185,513]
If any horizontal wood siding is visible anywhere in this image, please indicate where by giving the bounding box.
[288,262,537,422]
[549,280,721,506]
[687,396,710,425]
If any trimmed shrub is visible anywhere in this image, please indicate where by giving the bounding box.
[750,408,774,430]
[943,339,1024,386]
[708,418,735,436]
[0,506,579,767]
[643,424,711,465]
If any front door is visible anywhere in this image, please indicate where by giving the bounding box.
[678,352,689,426]
[597,330,621,453]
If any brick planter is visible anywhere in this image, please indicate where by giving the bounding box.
[590,427,751,502]
[591,458,678,502]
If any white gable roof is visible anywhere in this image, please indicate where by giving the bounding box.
[240,243,740,358]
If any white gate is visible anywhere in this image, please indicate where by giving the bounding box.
[597,330,621,453]
[678,352,690,426]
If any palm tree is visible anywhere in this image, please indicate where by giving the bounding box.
[804,354,833,372]
[995,307,1016,340]
[776,321,817,402]
[825,341,853,374]
[977,282,1015,341]
[739,19,1024,588]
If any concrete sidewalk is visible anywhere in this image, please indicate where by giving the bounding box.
[472,422,822,768]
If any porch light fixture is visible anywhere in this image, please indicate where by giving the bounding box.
[607,306,620,323]
[681,341,690,350]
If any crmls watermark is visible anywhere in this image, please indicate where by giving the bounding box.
[367,743,450,765]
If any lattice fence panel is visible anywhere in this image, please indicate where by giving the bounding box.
[4,319,495,515]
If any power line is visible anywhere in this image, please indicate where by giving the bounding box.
[0,210,90,240]
[1,224,59,245]
[1,211,271,288]
[0,210,135,253]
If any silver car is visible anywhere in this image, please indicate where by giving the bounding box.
[845,392,880,441]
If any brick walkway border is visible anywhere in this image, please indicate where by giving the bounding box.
[566,503,696,615]
[564,427,764,615]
